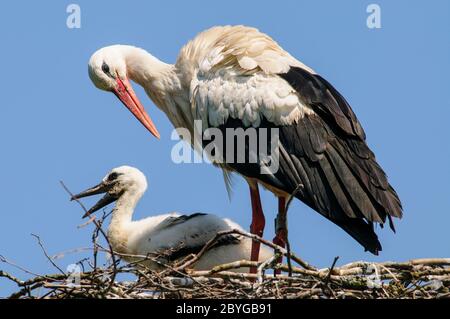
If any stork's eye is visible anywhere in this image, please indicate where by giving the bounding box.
[102,62,110,74]
[107,172,119,181]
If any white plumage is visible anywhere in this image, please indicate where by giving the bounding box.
[193,72,314,128]
[72,166,273,272]
[182,26,315,128]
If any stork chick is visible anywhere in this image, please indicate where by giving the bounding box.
[72,166,273,272]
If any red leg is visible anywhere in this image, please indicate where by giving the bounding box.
[273,196,287,275]
[249,183,265,274]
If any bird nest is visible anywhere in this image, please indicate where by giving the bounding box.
[1,183,449,299]
[1,226,450,299]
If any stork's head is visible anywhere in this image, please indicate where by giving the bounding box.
[88,45,160,139]
[72,166,148,218]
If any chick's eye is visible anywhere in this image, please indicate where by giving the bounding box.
[101,62,110,74]
[108,172,118,181]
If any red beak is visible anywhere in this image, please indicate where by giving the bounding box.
[113,77,160,139]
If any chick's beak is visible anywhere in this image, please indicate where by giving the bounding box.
[72,183,118,218]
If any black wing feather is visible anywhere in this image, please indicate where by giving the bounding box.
[211,66,402,254]
[157,213,207,231]
[165,234,241,262]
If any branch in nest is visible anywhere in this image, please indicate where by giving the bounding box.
[174,228,315,272]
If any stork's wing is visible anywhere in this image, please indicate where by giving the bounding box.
[150,213,241,262]
[154,212,207,231]
[278,66,403,220]
[188,28,402,253]
[164,234,240,262]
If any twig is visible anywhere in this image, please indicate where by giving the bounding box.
[324,256,339,286]
[60,180,118,296]
[0,270,24,286]
[31,234,65,275]
[175,228,316,271]
[257,255,277,283]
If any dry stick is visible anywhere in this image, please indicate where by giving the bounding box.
[90,210,113,272]
[91,216,102,272]
[39,287,58,299]
[77,215,97,228]
[176,228,315,272]
[174,230,235,271]
[31,234,65,275]
[51,247,92,260]
[285,241,293,277]
[324,256,339,286]
[60,180,118,296]
[207,260,259,275]
[257,254,277,284]
[0,270,24,286]
[4,272,90,299]
[75,258,90,274]
[107,248,209,290]
[322,256,339,298]
[0,254,42,278]
[9,283,42,299]
[0,255,59,299]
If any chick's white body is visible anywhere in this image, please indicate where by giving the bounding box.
[124,213,272,271]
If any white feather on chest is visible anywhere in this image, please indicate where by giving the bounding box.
[191,71,313,128]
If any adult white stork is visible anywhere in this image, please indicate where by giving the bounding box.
[88,25,403,271]
[72,166,273,271]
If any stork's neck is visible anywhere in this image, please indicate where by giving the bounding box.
[120,46,180,108]
[108,188,144,254]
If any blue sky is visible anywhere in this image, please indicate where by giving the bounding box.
[0,1,449,296]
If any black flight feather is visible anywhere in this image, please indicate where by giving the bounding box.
[204,66,402,255]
